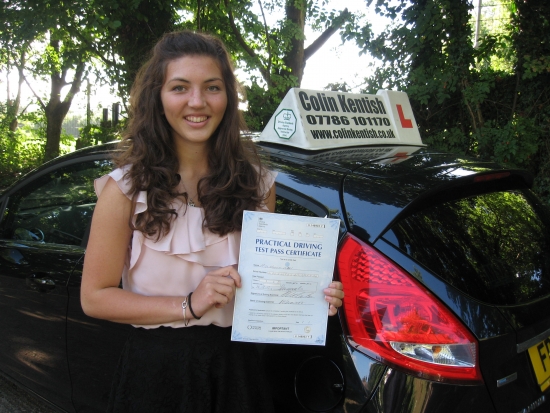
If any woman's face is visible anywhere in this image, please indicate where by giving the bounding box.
[160,55,228,147]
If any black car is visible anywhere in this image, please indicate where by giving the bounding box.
[1,93,550,412]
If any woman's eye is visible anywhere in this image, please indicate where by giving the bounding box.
[207,85,221,92]
[173,85,185,92]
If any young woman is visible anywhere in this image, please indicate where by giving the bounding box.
[81,30,344,413]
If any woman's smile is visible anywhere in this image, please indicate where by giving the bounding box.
[186,115,208,123]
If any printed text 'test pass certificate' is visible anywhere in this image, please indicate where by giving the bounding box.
[231,211,340,345]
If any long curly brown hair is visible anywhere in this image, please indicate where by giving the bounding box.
[114,30,266,239]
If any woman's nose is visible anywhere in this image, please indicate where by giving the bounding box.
[188,88,206,108]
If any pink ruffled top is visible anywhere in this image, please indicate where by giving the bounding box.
[94,165,277,329]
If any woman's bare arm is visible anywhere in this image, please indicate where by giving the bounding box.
[82,178,240,325]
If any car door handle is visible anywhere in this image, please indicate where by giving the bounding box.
[26,274,56,292]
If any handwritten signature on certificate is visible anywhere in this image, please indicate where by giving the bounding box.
[231,211,340,345]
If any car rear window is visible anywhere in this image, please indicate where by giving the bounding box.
[382,188,550,306]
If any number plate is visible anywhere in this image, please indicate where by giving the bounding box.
[528,337,550,392]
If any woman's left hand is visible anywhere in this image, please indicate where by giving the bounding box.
[324,281,344,316]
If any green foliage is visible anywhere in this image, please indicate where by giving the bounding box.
[530,95,550,206]
[471,0,516,72]
[77,123,123,148]
[522,55,550,80]
[243,73,299,131]
[1,0,106,161]
[243,81,278,132]
[360,0,550,205]
[476,118,540,167]
[422,127,472,155]
[85,0,182,94]
[0,107,45,189]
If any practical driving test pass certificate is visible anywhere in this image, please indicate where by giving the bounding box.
[231,211,340,346]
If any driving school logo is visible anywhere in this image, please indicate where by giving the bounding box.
[274,109,297,140]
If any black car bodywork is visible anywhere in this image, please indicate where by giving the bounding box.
[0,141,549,413]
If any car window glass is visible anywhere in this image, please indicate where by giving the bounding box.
[383,189,550,306]
[0,159,113,247]
[276,196,318,217]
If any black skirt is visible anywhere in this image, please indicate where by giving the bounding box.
[107,325,274,413]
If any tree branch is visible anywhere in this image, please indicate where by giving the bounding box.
[510,71,520,122]
[20,101,32,115]
[258,0,271,85]
[462,79,480,133]
[304,8,350,61]
[197,0,201,31]
[60,68,69,87]
[23,74,46,111]
[224,0,256,59]
[224,0,269,82]
[67,21,118,68]
[63,61,85,104]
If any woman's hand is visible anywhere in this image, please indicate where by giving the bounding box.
[189,266,242,318]
[324,281,344,316]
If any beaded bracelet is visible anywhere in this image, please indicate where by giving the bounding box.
[181,295,189,326]
[188,291,201,320]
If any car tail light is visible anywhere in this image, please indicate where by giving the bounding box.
[473,171,510,182]
[337,234,482,384]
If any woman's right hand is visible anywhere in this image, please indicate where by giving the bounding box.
[189,266,242,318]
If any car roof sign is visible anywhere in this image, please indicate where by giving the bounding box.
[258,88,424,150]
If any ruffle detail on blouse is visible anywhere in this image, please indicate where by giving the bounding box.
[95,166,250,270]
[94,165,147,215]
[135,201,241,269]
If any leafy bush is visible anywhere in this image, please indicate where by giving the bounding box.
[76,123,123,149]
[0,109,45,189]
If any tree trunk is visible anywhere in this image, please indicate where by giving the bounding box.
[44,106,65,161]
[7,51,25,132]
[43,39,85,162]
[283,0,307,87]
[115,0,175,94]
[281,1,349,95]
[8,65,24,131]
